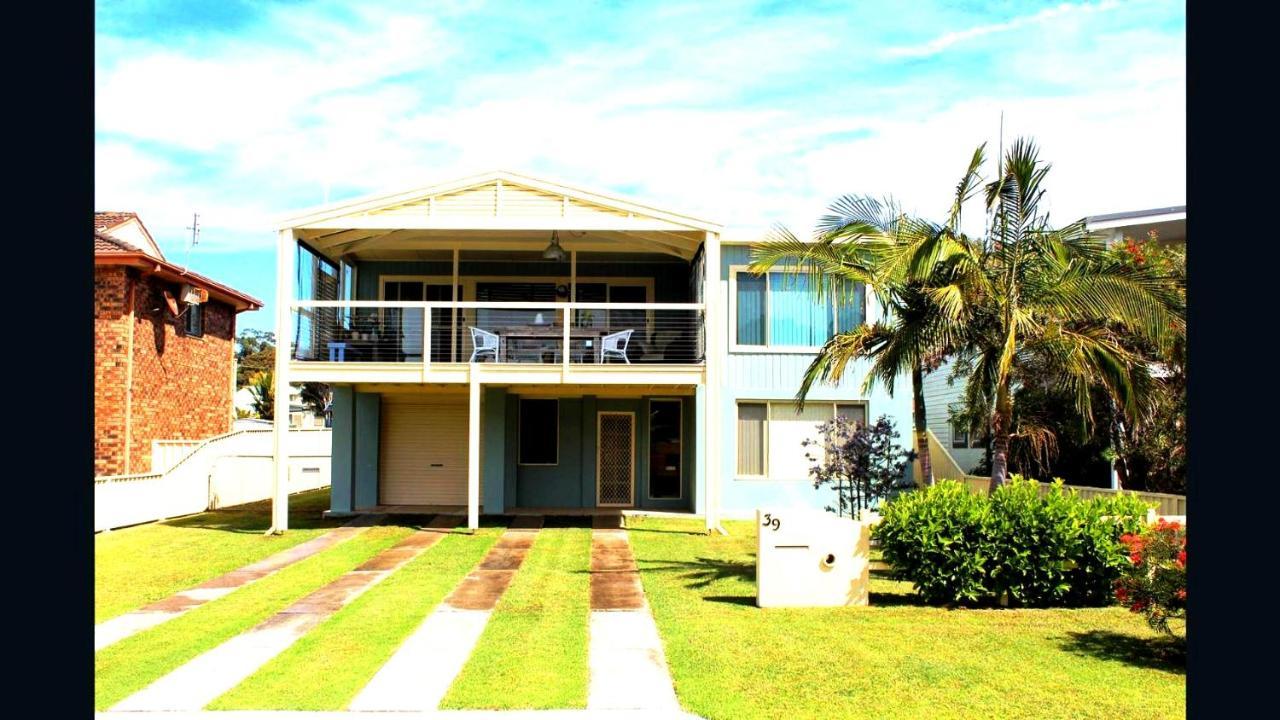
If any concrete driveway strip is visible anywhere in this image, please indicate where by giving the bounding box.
[110,516,455,712]
[348,519,542,712]
[587,526,680,713]
[95,515,383,652]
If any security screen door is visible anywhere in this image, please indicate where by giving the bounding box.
[596,412,635,507]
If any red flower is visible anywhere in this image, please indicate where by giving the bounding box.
[1131,600,1147,613]
[1176,550,1186,567]
[1115,587,1130,602]
[1130,552,1142,564]
[1175,589,1186,600]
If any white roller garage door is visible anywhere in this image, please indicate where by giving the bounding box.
[379,396,470,505]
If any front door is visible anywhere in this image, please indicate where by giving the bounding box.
[596,412,635,507]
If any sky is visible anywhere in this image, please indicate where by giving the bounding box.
[95,0,1186,332]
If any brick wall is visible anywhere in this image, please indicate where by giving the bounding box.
[94,267,130,476]
[94,267,238,476]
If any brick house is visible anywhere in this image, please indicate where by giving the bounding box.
[94,212,262,476]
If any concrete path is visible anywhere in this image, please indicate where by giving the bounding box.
[349,519,542,712]
[112,516,457,712]
[587,525,680,713]
[95,516,383,652]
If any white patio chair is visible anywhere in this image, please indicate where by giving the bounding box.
[600,329,633,364]
[469,326,499,362]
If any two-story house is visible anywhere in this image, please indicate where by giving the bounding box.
[267,172,912,532]
[95,212,262,476]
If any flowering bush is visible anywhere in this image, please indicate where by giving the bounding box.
[1114,519,1186,635]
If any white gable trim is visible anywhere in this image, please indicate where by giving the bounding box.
[275,170,723,233]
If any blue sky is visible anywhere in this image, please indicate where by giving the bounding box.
[95,0,1186,332]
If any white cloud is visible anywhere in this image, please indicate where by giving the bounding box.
[881,1,1121,59]
[95,1,1184,253]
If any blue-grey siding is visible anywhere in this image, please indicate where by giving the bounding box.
[718,245,915,515]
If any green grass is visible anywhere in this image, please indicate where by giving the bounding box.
[627,517,1186,720]
[209,527,502,710]
[95,489,341,623]
[94,523,415,711]
[442,527,592,710]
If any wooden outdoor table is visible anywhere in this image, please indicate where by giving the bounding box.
[498,325,609,363]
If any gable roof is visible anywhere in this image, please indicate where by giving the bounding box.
[95,211,138,232]
[94,215,262,312]
[95,211,166,260]
[276,170,724,233]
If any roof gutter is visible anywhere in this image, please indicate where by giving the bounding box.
[95,253,263,312]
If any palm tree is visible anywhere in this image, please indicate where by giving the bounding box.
[748,148,987,486]
[945,138,1184,490]
[249,370,274,421]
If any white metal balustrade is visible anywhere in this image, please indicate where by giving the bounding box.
[290,301,705,366]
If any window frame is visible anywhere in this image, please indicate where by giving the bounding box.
[951,420,970,449]
[734,400,869,480]
[517,398,560,466]
[728,265,865,353]
[183,302,204,337]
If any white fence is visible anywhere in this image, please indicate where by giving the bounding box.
[95,429,331,532]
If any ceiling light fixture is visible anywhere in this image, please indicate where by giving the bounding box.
[542,230,568,261]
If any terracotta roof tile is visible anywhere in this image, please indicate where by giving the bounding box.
[94,230,139,254]
[94,211,138,232]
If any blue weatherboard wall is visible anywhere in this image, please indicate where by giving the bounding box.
[353,392,381,509]
[329,386,356,513]
[475,393,696,512]
[328,388,381,513]
[718,245,915,516]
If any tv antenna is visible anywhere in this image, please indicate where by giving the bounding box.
[185,212,200,265]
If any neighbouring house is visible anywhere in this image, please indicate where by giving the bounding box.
[922,205,1187,480]
[268,171,913,530]
[95,212,263,476]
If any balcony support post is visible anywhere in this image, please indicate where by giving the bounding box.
[451,248,460,362]
[269,228,296,534]
[467,372,481,530]
[703,231,724,534]
[422,306,431,379]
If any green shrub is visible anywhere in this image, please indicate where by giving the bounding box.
[875,481,989,604]
[985,478,1082,606]
[873,477,1154,607]
[1069,492,1150,605]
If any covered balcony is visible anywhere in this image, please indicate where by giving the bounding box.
[269,171,729,532]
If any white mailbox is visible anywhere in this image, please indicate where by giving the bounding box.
[756,507,870,608]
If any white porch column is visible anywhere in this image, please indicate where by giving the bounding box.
[703,232,724,533]
[467,371,481,530]
[270,229,296,534]
[451,248,460,362]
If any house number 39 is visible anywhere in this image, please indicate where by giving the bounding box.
[761,514,781,531]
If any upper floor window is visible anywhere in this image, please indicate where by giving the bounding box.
[183,302,204,337]
[731,268,865,349]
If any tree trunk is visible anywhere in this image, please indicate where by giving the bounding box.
[912,365,933,487]
[989,383,1013,492]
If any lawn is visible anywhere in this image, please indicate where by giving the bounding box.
[95,488,343,623]
[210,525,502,710]
[442,525,592,710]
[94,523,415,710]
[627,517,1186,720]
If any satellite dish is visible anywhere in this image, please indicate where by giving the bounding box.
[162,290,179,316]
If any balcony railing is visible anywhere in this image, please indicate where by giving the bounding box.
[291,301,705,366]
